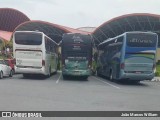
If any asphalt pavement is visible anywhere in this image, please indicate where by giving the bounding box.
[0,72,160,119]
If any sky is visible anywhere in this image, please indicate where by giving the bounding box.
[0,0,160,28]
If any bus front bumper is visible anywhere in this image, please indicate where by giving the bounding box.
[62,69,91,76]
[14,66,47,75]
[120,72,154,81]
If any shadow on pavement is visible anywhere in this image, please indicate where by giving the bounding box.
[21,74,50,80]
[97,75,149,87]
[63,76,88,81]
[116,80,149,87]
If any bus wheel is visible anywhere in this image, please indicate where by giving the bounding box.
[131,80,140,84]
[23,74,29,78]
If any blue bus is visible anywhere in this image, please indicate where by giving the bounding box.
[96,31,158,82]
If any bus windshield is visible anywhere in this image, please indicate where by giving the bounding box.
[126,33,157,47]
[65,57,88,69]
[15,32,42,45]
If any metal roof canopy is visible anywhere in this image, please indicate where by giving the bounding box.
[14,20,72,44]
[14,20,89,44]
[0,8,30,32]
[92,13,160,46]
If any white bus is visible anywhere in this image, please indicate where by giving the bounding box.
[13,31,58,77]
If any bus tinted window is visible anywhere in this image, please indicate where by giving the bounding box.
[127,33,157,47]
[62,34,92,58]
[15,32,42,45]
[45,37,56,53]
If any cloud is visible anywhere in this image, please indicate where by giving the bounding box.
[0,0,160,28]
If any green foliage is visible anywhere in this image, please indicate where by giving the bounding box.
[155,64,160,76]
[155,72,160,76]
[0,39,13,59]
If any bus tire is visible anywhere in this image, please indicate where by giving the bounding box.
[23,74,29,78]
[0,71,3,79]
[132,80,140,84]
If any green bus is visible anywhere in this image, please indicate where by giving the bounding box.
[61,33,92,79]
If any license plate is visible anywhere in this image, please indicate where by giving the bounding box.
[74,71,80,74]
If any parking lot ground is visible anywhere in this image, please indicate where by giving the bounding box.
[0,72,160,112]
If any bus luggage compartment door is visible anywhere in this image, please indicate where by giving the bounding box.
[15,50,42,68]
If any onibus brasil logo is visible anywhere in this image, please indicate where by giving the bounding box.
[1,112,42,117]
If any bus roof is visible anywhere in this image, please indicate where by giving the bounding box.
[15,31,44,34]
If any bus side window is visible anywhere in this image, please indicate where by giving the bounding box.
[104,46,108,62]
[107,46,111,60]
[53,43,55,53]
[99,50,104,64]
[49,40,52,52]
[117,36,123,42]
[45,37,50,52]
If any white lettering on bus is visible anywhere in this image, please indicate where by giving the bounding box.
[129,38,153,43]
